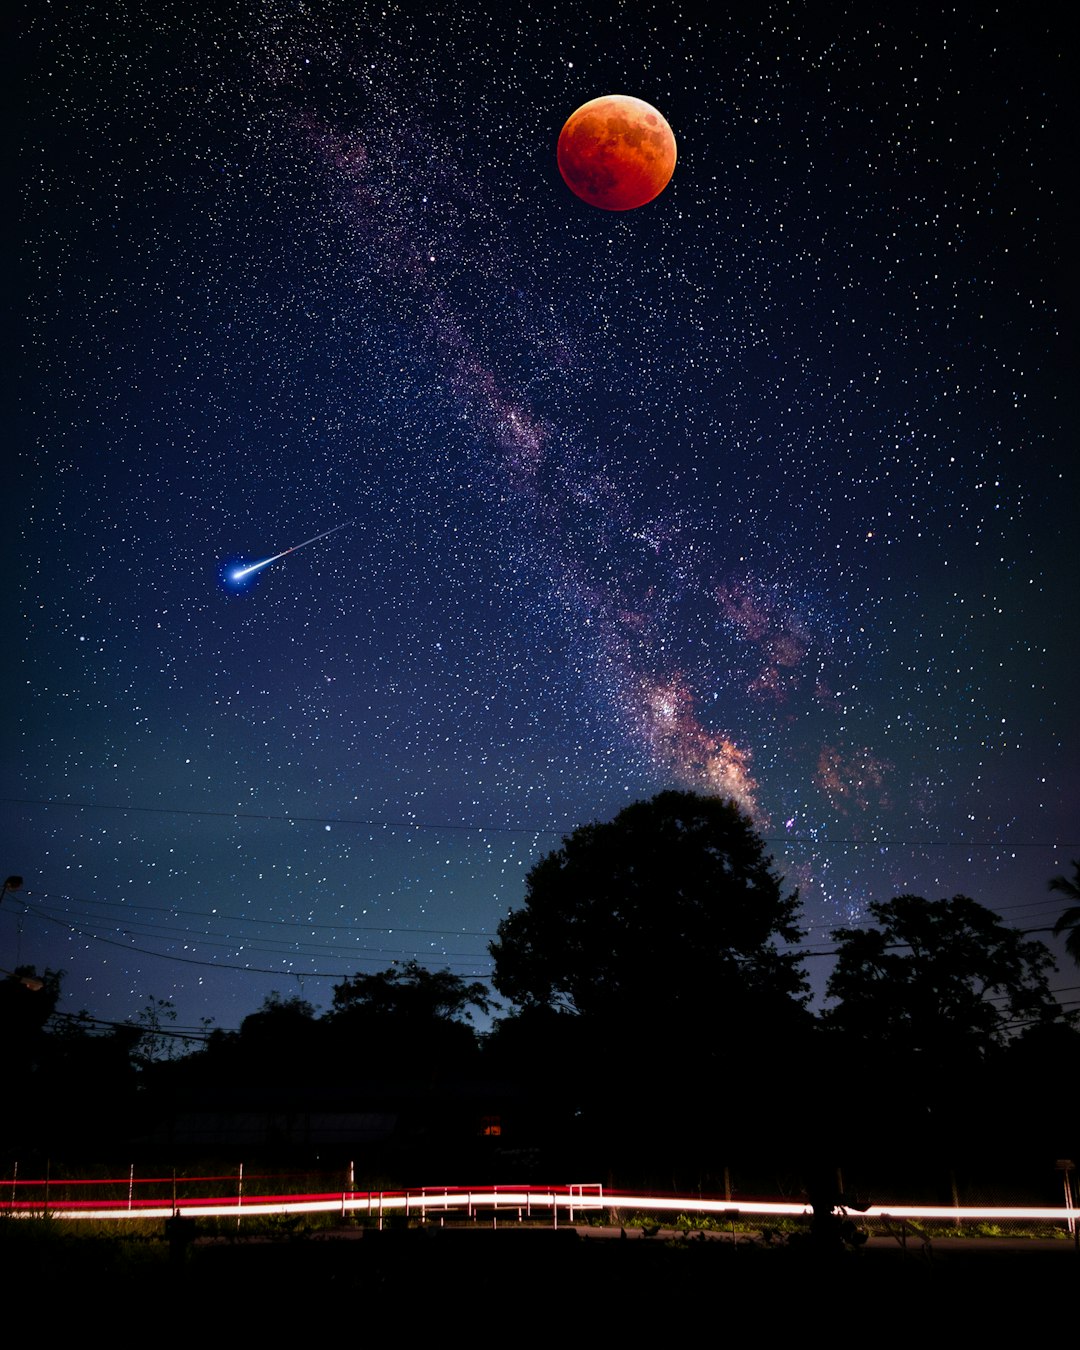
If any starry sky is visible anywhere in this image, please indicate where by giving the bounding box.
[7,1,1078,1036]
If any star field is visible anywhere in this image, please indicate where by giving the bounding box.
[7,1,1077,1031]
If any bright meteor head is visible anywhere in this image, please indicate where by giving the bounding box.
[220,520,355,593]
[229,555,282,582]
[221,558,262,590]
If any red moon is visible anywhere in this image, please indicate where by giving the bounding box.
[557,95,677,211]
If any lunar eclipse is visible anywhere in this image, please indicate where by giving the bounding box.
[10,5,1075,1036]
[557,95,677,211]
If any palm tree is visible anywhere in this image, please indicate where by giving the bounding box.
[1049,860,1080,965]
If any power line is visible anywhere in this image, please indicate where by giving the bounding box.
[12,902,496,981]
[13,889,1070,979]
[11,891,1075,980]
[16,894,496,962]
[49,1009,216,1044]
[2,796,562,835]
[18,886,1071,965]
[5,795,1077,849]
[25,889,496,939]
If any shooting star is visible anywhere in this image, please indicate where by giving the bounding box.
[227,520,355,583]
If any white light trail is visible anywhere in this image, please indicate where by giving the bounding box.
[229,520,355,582]
[4,1184,1076,1227]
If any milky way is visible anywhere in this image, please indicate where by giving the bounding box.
[7,2,1077,1032]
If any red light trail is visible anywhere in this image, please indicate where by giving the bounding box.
[2,1181,1075,1229]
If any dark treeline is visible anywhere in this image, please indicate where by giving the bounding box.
[3,793,1077,1202]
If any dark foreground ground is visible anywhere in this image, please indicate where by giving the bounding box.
[5,1222,1076,1331]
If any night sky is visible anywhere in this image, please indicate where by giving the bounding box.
[8,2,1077,1037]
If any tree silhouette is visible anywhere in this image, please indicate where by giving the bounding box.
[328,961,491,1080]
[238,990,318,1037]
[331,960,491,1024]
[0,965,63,1079]
[824,894,1065,1061]
[1049,860,1080,965]
[490,791,806,1027]
[129,995,179,1066]
[487,792,809,1176]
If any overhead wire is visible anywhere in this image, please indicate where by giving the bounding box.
[5,794,1078,850]
[8,901,496,980]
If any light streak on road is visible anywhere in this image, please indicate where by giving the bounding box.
[2,1183,1076,1227]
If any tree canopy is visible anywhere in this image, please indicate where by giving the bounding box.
[824,894,1066,1061]
[489,791,806,1027]
[325,961,492,1079]
[330,960,491,1024]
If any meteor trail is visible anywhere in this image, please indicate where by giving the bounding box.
[228,520,355,582]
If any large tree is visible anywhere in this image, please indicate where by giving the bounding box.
[489,791,806,1028]
[824,894,1066,1061]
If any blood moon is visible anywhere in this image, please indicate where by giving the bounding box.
[557,95,676,211]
